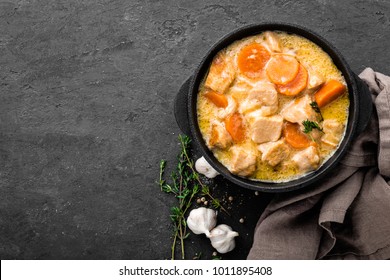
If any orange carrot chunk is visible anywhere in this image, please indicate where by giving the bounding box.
[266,54,300,85]
[237,43,271,79]
[224,112,246,143]
[314,80,346,108]
[204,89,228,108]
[283,122,312,149]
[277,64,308,96]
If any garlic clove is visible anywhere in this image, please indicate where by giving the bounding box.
[209,224,239,254]
[195,156,219,178]
[187,207,217,237]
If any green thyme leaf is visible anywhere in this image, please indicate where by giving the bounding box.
[302,120,323,134]
[211,198,221,209]
[310,101,323,121]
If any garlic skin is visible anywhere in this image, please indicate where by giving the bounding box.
[187,207,217,237]
[209,224,239,254]
[195,156,219,178]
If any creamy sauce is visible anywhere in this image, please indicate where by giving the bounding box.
[197,31,349,182]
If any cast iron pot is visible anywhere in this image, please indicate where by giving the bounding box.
[174,23,372,193]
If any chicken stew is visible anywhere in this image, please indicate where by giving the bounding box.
[197,31,349,182]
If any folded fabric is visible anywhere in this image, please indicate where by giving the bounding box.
[247,68,390,260]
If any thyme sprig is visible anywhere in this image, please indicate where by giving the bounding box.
[179,140,229,215]
[158,160,166,191]
[302,120,323,134]
[310,101,323,121]
[302,119,323,142]
[201,185,225,213]
[158,135,227,260]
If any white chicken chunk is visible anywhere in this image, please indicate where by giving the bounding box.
[239,82,278,115]
[205,51,235,94]
[244,108,274,125]
[307,71,325,91]
[281,95,318,126]
[217,96,237,119]
[303,65,325,91]
[321,119,345,147]
[291,146,320,172]
[207,121,232,150]
[258,140,290,167]
[251,115,283,144]
[229,146,258,177]
[246,107,277,121]
[263,31,282,53]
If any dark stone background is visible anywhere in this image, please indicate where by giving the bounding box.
[0,0,389,260]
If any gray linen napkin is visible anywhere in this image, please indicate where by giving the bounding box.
[247,68,390,260]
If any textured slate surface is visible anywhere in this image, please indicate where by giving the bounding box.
[0,0,389,260]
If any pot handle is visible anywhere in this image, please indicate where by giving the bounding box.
[353,73,373,136]
[174,76,192,135]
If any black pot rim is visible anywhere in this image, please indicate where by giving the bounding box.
[188,22,360,193]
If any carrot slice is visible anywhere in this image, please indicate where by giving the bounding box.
[283,122,312,149]
[266,54,300,85]
[224,112,246,143]
[277,64,308,96]
[237,43,271,79]
[314,80,346,108]
[204,89,228,108]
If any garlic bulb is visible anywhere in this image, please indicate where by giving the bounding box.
[209,224,239,254]
[187,207,217,237]
[195,156,219,178]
